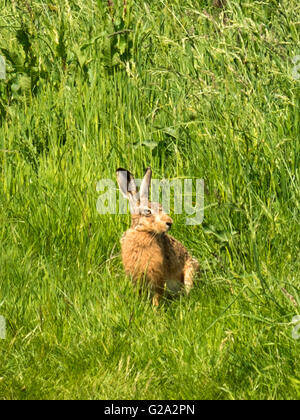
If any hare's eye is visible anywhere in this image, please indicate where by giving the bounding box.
[143,209,151,216]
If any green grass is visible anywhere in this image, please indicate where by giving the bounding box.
[0,0,299,400]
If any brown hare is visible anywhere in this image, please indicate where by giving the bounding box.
[117,167,199,306]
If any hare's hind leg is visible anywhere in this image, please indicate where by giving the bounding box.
[183,258,199,294]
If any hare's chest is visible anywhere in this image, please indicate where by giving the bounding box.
[121,233,164,271]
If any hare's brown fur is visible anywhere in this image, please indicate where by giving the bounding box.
[117,167,199,306]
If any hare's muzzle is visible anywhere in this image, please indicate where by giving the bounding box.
[166,222,172,231]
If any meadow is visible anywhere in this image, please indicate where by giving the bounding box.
[0,0,299,400]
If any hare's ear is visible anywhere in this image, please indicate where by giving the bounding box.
[140,167,152,207]
[116,168,139,211]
